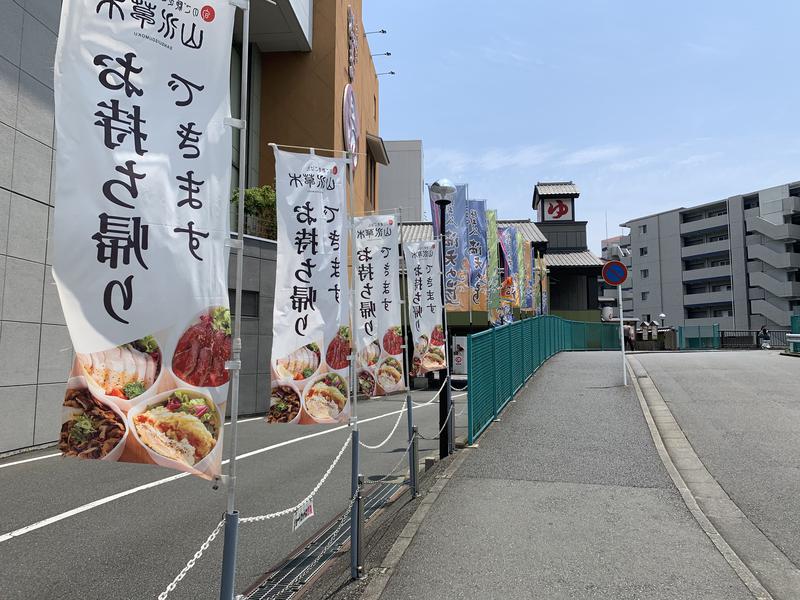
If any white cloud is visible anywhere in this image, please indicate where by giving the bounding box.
[559,145,628,166]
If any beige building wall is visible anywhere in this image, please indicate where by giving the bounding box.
[259,0,380,215]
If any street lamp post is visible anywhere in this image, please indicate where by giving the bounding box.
[430,179,456,459]
[659,313,666,327]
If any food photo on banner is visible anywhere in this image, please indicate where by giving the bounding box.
[353,214,405,397]
[403,241,447,376]
[486,209,501,326]
[466,199,488,312]
[52,0,236,480]
[268,148,351,425]
[430,184,470,311]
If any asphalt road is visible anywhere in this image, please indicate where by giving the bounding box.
[380,352,753,599]
[635,350,800,569]
[0,387,467,600]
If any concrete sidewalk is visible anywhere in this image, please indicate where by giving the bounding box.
[373,352,754,600]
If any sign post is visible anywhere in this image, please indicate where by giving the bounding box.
[602,261,629,386]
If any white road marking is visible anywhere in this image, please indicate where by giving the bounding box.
[0,402,439,543]
[0,417,265,470]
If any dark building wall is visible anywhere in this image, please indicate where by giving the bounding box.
[537,222,588,252]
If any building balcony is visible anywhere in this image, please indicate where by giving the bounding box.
[746,243,800,269]
[679,214,729,235]
[745,216,800,241]
[748,271,800,299]
[682,265,731,282]
[750,299,792,327]
[680,239,730,259]
[683,291,733,306]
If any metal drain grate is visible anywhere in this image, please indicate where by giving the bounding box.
[247,482,403,600]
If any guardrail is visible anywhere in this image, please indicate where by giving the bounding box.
[467,316,619,444]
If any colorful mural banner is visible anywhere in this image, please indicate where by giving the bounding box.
[532,248,542,315]
[498,226,518,323]
[539,255,550,315]
[353,215,405,397]
[487,210,502,326]
[403,241,447,376]
[466,200,488,311]
[429,184,469,311]
[515,229,525,309]
[53,0,236,479]
[523,242,534,311]
[269,148,351,426]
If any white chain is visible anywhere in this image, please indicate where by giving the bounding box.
[362,437,415,486]
[411,381,447,408]
[240,434,352,524]
[158,518,225,600]
[417,405,454,441]
[359,405,406,450]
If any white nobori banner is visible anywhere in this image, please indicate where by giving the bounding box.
[403,241,447,376]
[53,1,236,478]
[269,148,351,425]
[353,215,405,397]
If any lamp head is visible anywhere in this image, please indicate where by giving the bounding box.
[430,178,456,205]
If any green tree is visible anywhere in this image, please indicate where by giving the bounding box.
[231,185,277,239]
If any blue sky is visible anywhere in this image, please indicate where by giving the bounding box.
[365,1,800,253]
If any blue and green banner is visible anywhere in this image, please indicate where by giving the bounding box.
[467,200,488,311]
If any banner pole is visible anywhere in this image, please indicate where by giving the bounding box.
[619,283,627,386]
[347,155,362,580]
[220,2,249,598]
[397,213,418,497]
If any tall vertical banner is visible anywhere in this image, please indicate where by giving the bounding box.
[498,226,518,323]
[540,255,551,315]
[353,215,405,397]
[466,200,488,311]
[403,241,447,376]
[487,210,502,326]
[53,1,235,479]
[532,249,542,315]
[523,243,534,311]
[430,184,469,311]
[269,148,351,425]
[515,230,527,310]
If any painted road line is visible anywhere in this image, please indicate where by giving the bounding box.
[0,402,439,544]
[0,416,266,470]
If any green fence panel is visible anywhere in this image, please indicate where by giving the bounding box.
[533,317,541,371]
[602,323,617,349]
[522,319,533,378]
[467,329,496,444]
[510,322,524,393]
[495,325,513,411]
[793,315,800,334]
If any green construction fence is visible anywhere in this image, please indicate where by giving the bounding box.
[467,315,620,444]
[676,324,720,349]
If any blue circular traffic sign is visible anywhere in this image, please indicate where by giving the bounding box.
[602,260,628,286]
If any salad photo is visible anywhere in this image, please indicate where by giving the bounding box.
[273,343,321,381]
[303,372,348,422]
[77,335,161,402]
[172,307,233,388]
[60,388,127,460]
[132,390,220,468]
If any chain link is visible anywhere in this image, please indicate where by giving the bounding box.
[417,405,454,441]
[240,434,352,524]
[362,437,415,486]
[359,405,406,450]
[158,518,225,600]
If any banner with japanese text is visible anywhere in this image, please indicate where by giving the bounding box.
[52,0,235,479]
[403,241,447,375]
[353,215,405,397]
[269,148,351,425]
[466,200,488,311]
[515,230,527,310]
[532,248,542,315]
[498,226,518,323]
[487,210,502,326]
[522,242,534,311]
[429,184,469,311]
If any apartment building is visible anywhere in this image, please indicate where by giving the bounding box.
[620,181,800,329]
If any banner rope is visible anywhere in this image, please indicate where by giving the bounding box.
[157,434,352,600]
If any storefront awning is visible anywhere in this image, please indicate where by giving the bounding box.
[366,134,390,166]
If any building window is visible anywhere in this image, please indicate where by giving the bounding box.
[641,291,649,301]
[639,247,648,256]
[712,308,733,317]
[367,154,376,210]
[639,224,647,235]
[686,308,707,319]
[708,233,729,242]
[642,314,651,323]
[710,258,730,267]
[641,268,649,279]
[228,290,259,318]
[711,283,732,292]
[707,207,728,218]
